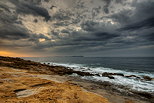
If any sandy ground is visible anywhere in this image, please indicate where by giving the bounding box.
[0,67,110,103]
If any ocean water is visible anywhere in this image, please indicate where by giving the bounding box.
[23,57,154,93]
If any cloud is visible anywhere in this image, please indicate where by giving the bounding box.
[132,0,154,21]
[0,23,30,40]
[0,0,154,57]
[9,0,51,21]
[119,17,154,31]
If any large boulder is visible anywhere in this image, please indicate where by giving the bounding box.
[102,72,115,79]
[142,76,152,81]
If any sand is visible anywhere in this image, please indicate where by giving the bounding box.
[0,67,110,103]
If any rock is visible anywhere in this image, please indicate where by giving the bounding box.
[114,73,124,76]
[108,76,115,79]
[142,76,152,81]
[125,75,135,78]
[102,72,112,77]
[14,89,26,93]
[74,71,95,76]
[125,75,140,79]
[102,72,115,79]
[47,63,50,65]
[102,72,124,77]
[95,74,100,76]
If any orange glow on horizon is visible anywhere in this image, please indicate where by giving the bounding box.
[0,51,31,57]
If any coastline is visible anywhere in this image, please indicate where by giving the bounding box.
[0,56,153,103]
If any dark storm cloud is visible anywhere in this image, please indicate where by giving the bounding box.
[73,32,119,42]
[0,1,29,40]
[0,4,10,12]
[119,17,154,31]
[69,0,154,55]
[9,0,51,21]
[132,0,154,21]
[0,24,30,40]
[146,33,154,41]
[44,0,49,2]
[117,1,154,32]
[110,9,132,24]
[0,12,18,24]
[81,20,98,32]
[109,0,154,54]
[0,0,50,39]
[114,0,154,25]
[61,29,71,34]
[0,3,17,24]
[45,28,120,52]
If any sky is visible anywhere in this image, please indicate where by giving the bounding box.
[0,0,154,57]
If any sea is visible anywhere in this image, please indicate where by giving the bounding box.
[23,57,154,93]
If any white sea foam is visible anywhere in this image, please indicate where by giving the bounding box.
[43,62,154,93]
[86,76,154,93]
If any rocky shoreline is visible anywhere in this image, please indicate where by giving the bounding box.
[0,56,153,103]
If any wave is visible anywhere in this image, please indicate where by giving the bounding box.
[42,62,154,93]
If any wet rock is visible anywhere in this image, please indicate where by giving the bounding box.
[102,72,115,79]
[125,75,140,79]
[74,71,95,76]
[125,75,136,78]
[102,72,112,77]
[108,76,115,79]
[142,76,152,81]
[47,63,50,65]
[114,73,124,76]
[102,72,124,77]
[95,74,100,76]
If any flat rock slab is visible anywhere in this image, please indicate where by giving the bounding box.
[16,89,35,98]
